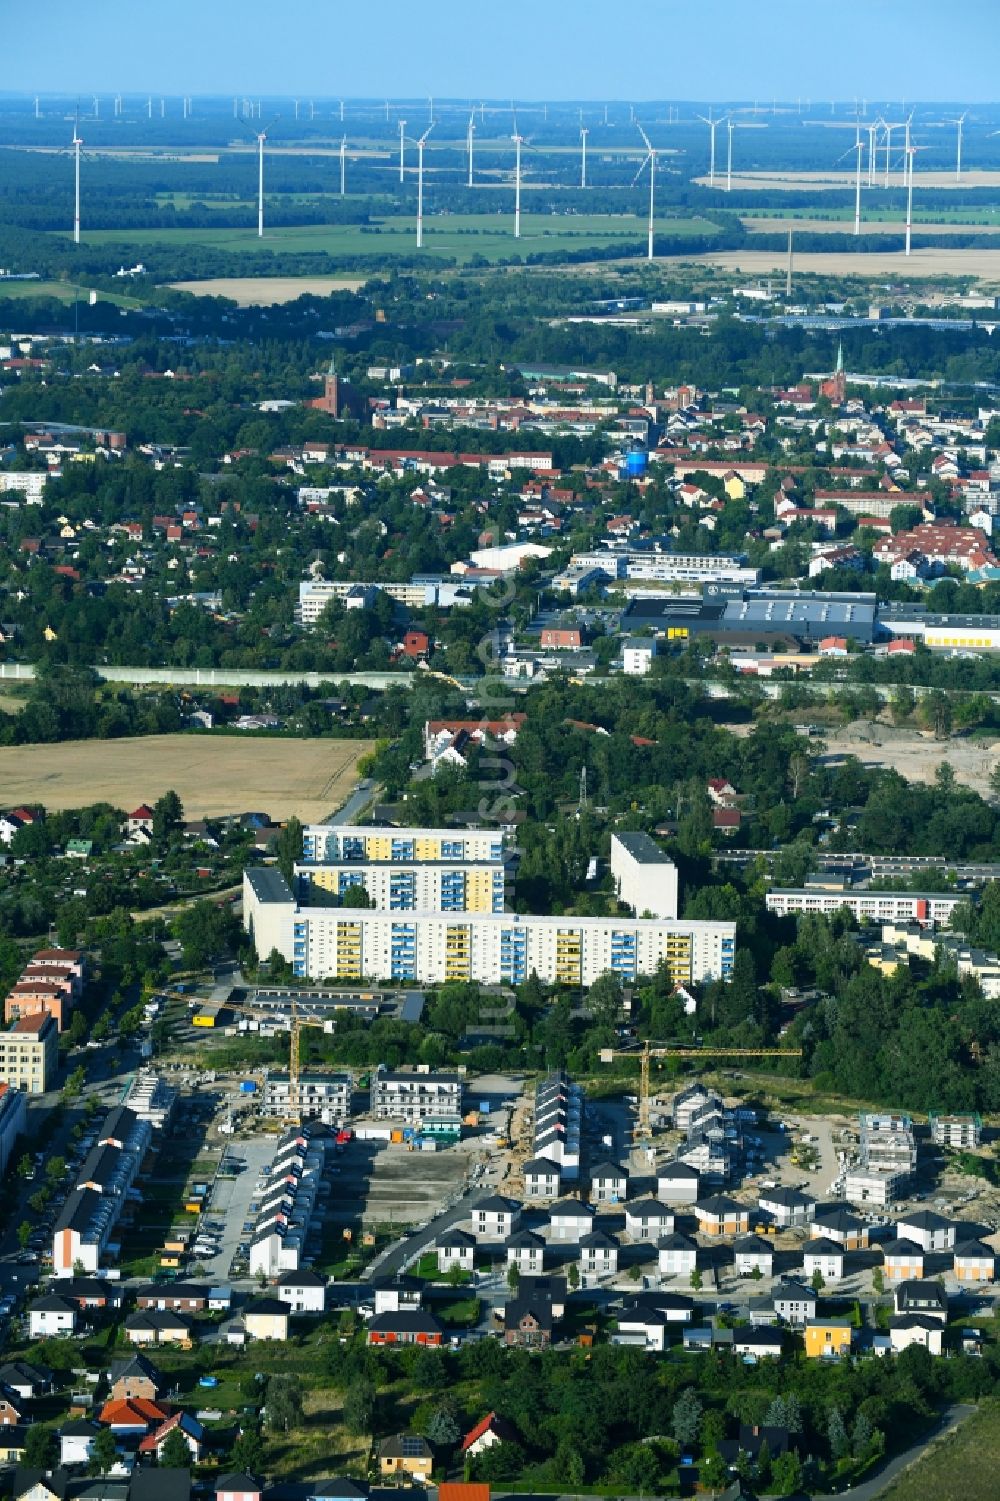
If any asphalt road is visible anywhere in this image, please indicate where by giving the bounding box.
[362,1183,497,1282]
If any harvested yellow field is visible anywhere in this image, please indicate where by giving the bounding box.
[697,169,1000,191]
[681,246,1000,284]
[0,734,374,822]
[743,216,1000,237]
[169,275,366,305]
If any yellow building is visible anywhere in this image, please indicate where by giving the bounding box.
[804,1321,853,1359]
[724,472,746,500]
[378,1434,433,1480]
[243,1297,289,1341]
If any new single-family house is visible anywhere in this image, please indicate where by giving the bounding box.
[804,1321,853,1359]
[657,1232,698,1279]
[624,1198,674,1242]
[734,1236,774,1277]
[436,1229,476,1275]
[802,1238,845,1283]
[695,1195,749,1237]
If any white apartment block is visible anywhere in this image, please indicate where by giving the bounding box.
[571,550,759,587]
[263,1070,351,1125]
[244,869,735,987]
[623,638,657,676]
[765,888,963,927]
[295,858,506,915]
[370,1065,463,1122]
[249,1128,326,1278]
[301,825,505,865]
[610,832,678,920]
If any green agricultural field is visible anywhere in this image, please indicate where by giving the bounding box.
[0,278,144,306]
[882,1405,999,1501]
[63,211,720,264]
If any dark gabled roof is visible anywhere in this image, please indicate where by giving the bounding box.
[758,1185,814,1208]
[549,1198,594,1219]
[504,1291,553,1330]
[277,1268,326,1288]
[368,1310,442,1335]
[734,1236,774,1255]
[579,1229,618,1250]
[658,1159,700,1179]
[889,1313,942,1331]
[506,1230,545,1249]
[438,1228,475,1248]
[805,1237,845,1258]
[244,1296,288,1317]
[522,1157,561,1176]
[773,1279,815,1303]
[29,1295,77,1314]
[377,1434,432,1461]
[657,1232,697,1251]
[129,1477,190,1501]
[626,1196,672,1217]
[0,1361,50,1387]
[110,1355,163,1386]
[475,1194,520,1213]
[955,1239,994,1259]
[883,1238,924,1258]
[813,1206,863,1232]
[896,1279,947,1308]
[696,1194,746,1215]
[54,1186,103,1234]
[733,1327,785,1349]
[60,1418,99,1437]
[897,1209,953,1231]
[134,1283,209,1301]
[14,1470,70,1501]
[100,1105,139,1143]
[619,1292,694,1320]
[588,1160,629,1180]
[0,1426,27,1449]
[215,1475,261,1494]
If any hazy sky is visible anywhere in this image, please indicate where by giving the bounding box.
[4,0,998,102]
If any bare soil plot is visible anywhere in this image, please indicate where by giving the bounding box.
[817,721,999,798]
[169,275,367,304]
[0,733,373,821]
[679,246,1000,283]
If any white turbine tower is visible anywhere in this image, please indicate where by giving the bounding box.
[956,111,967,180]
[33,96,39,120]
[852,128,864,235]
[867,119,878,186]
[697,111,718,187]
[726,116,735,191]
[580,126,589,188]
[72,122,82,244]
[256,130,266,237]
[512,129,524,238]
[467,114,475,187]
[905,142,914,255]
[340,135,347,196]
[883,120,893,188]
[415,123,434,247]
[398,119,407,183]
[635,124,657,260]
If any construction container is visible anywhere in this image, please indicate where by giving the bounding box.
[239,1081,257,1094]
[390,1129,404,1144]
[464,1111,480,1127]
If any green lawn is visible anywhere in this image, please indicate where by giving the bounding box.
[882,1404,997,1501]
[61,212,720,264]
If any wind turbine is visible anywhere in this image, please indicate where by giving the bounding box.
[512,128,524,238]
[415,123,434,247]
[340,135,347,196]
[867,118,879,186]
[883,120,894,187]
[580,126,589,189]
[955,111,967,180]
[33,96,39,120]
[697,111,718,187]
[635,124,657,260]
[398,119,407,183]
[726,116,735,191]
[467,114,475,187]
[905,141,915,255]
[256,130,266,237]
[72,121,82,244]
[837,129,864,235]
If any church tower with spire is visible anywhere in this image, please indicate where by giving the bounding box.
[820,342,846,404]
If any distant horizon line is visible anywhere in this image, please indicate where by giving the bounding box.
[0,92,997,108]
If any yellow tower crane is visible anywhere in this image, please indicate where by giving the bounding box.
[599,1040,803,1141]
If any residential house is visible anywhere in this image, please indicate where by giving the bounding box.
[60,1419,98,1466]
[657,1232,698,1280]
[460,1412,520,1456]
[138,1413,205,1462]
[134,1285,209,1313]
[953,1240,995,1283]
[578,1229,619,1281]
[889,1316,943,1355]
[108,1356,162,1402]
[0,1363,50,1402]
[801,1238,845,1283]
[694,1195,750,1237]
[215,1475,262,1501]
[97,1398,167,1436]
[367,1310,443,1347]
[0,1394,24,1426]
[28,1295,77,1339]
[275,1269,327,1315]
[895,1280,948,1324]
[773,1280,817,1327]
[123,1310,192,1347]
[895,1210,956,1253]
[243,1297,290,1341]
[13,1469,70,1501]
[734,1236,774,1277]
[804,1321,853,1359]
[882,1239,925,1283]
[656,1160,700,1203]
[732,1328,785,1361]
[757,1186,815,1229]
[588,1161,629,1204]
[503,1288,555,1348]
[612,1293,694,1351]
[436,1229,476,1275]
[624,1198,674,1242]
[506,1231,545,1277]
[718,1425,790,1469]
[811,1207,869,1251]
[522,1158,561,1199]
[473,1196,521,1242]
[378,1434,433,1481]
[547,1199,595,1242]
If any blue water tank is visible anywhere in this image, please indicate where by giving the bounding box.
[625,448,648,479]
[239,1080,257,1094]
